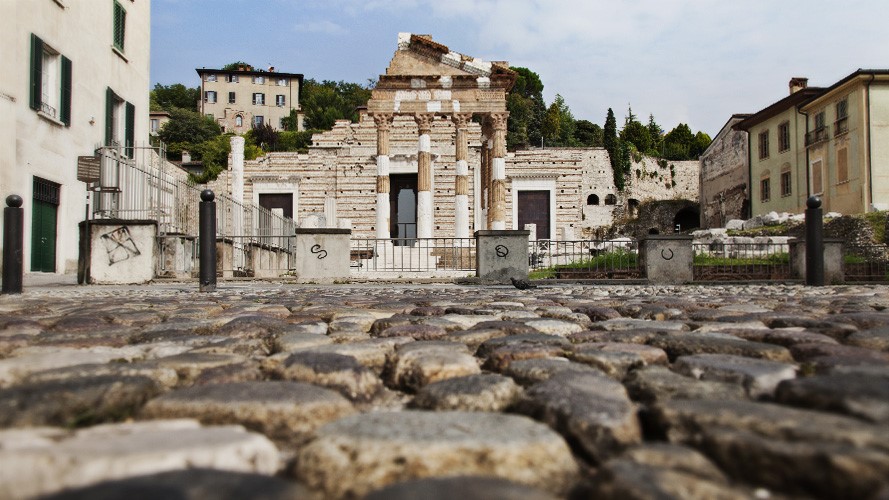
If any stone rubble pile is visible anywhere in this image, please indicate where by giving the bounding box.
[1,283,888,499]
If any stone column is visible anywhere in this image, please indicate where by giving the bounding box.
[480,122,492,230]
[489,112,509,230]
[415,113,435,239]
[373,113,393,238]
[452,113,473,239]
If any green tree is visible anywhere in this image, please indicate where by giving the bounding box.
[663,123,695,160]
[506,67,546,149]
[221,61,252,71]
[552,94,577,146]
[150,83,200,112]
[604,108,618,158]
[620,119,651,154]
[301,79,372,130]
[542,101,562,144]
[157,108,221,160]
[691,131,712,158]
[574,120,603,147]
[647,114,664,155]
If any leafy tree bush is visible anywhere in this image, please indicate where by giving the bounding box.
[150,83,200,112]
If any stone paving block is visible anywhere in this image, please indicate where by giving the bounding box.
[387,341,480,391]
[273,332,333,353]
[524,318,585,336]
[571,305,622,321]
[42,468,309,500]
[723,328,839,347]
[374,323,448,340]
[191,362,264,386]
[142,353,250,384]
[421,314,500,331]
[775,372,889,423]
[0,375,161,428]
[674,354,798,398]
[0,346,147,387]
[304,338,413,375]
[409,373,522,411]
[647,333,793,362]
[501,357,605,386]
[515,371,641,463]
[0,420,280,499]
[140,381,355,444]
[23,362,179,389]
[592,458,749,500]
[623,366,747,404]
[469,320,539,335]
[293,411,579,498]
[567,342,667,379]
[790,342,889,370]
[363,476,558,500]
[846,326,889,351]
[273,352,382,401]
[591,318,690,332]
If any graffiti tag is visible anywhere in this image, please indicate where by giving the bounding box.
[661,248,674,261]
[100,226,141,265]
[495,245,509,258]
[310,244,328,260]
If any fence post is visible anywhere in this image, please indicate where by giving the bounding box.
[2,195,24,294]
[805,196,824,286]
[199,189,217,292]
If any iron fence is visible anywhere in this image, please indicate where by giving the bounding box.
[843,244,889,282]
[693,240,793,281]
[350,237,476,275]
[529,239,641,279]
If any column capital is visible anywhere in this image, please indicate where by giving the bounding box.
[372,113,394,131]
[489,111,509,132]
[414,113,435,134]
[451,112,474,130]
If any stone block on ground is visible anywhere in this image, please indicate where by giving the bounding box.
[140,381,355,445]
[293,411,579,498]
[409,373,522,411]
[623,366,747,404]
[272,352,382,401]
[673,354,798,398]
[775,372,889,423]
[386,341,480,392]
[647,333,793,362]
[567,342,668,379]
[500,358,604,386]
[363,476,558,500]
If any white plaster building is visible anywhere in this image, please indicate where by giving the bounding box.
[0,0,150,275]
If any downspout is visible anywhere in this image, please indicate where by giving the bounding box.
[798,107,810,204]
[865,73,875,211]
[746,130,752,218]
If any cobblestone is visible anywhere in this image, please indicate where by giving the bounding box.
[0,283,888,497]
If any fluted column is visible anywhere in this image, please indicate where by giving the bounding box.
[452,113,472,239]
[415,113,435,239]
[373,113,393,238]
[489,112,508,230]
[481,121,492,230]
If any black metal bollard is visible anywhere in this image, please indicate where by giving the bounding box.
[199,189,217,292]
[2,195,24,295]
[805,195,824,286]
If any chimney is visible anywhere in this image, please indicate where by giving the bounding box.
[268,66,275,72]
[789,77,808,95]
[181,150,191,163]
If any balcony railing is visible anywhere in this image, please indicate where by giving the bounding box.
[834,117,849,136]
[805,126,830,147]
[40,101,57,119]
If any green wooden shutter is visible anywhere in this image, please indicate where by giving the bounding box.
[60,56,72,126]
[125,101,135,158]
[105,87,114,146]
[30,34,43,111]
[113,1,126,51]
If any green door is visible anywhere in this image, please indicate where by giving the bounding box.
[31,178,60,272]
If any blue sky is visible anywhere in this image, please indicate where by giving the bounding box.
[151,0,889,136]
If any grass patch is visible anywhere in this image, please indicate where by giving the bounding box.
[530,250,638,279]
[694,252,789,266]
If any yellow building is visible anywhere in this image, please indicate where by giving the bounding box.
[736,78,823,217]
[197,66,304,133]
[799,70,889,214]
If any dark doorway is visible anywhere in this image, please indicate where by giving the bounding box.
[673,207,701,232]
[390,174,417,245]
[258,193,293,219]
[518,190,550,239]
[31,177,60,272]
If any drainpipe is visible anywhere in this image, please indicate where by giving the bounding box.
[746,130,752,218]
[865,73,875,211]
[798,107,810,204]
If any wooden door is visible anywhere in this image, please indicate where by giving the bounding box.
[31,178,60,272]
[517,190,550,239]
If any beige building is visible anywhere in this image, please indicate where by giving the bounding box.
[197,66,304,133]
[149,110,170,136]
[799,70,889,214]
[0,0,150,275]
[736,79,823,217]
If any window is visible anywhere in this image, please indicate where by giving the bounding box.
[252,93,265,105]
[206,74,217,82]
[811,160,823,194]
[760,177,771,202]
[254,116,264,127]
[837,147,849,183]
[604,194,617,205]
[29,34,72,126]
[226,74,239,83]
[235,115,243,127]
[807,111,829,146]
[836,98,848,120]
[780,169,791,197]
[105,87,135,158]
[586,194,599,205]
[253,76,265,84]
[150,118,159,133]
[778,122,790,152]
[228,91,236,104]
[814,111,825,130]
[204,91,217,103]
[112,1,126,52]
[276,94,285,107]
[758,130,769,159]
[835,98,849,136]
[277,78,288,86]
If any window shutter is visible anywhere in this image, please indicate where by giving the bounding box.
[105,87,114,146]
[30,34,43,111]
[60,56,72,126]
[113,2,126,51]
[125,101,135,158]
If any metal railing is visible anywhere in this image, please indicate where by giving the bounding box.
[693,241,793,281]
[843,244,889,282]
[805,126,830,147]
[350,237,476,275]
[529,239,641,279]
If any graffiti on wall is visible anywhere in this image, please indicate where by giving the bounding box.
[100,226,141,265]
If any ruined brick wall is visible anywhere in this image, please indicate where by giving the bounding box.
[700,116,749,228]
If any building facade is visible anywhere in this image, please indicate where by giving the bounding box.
[0,0,150,275]
[699,114,750,228]
[736,79,823,217]
[196,66,304,133]
[799,70,889,214]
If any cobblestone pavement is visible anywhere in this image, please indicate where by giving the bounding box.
[1,282,889,499]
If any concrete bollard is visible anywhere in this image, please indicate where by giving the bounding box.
[292,228,351,283]
[641,235,693,284]
[199,189,217,292]
[475,230,530,283]
[2,195,24,294]
[805,196,824,286]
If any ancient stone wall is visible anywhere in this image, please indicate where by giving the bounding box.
[700,116,749,228]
